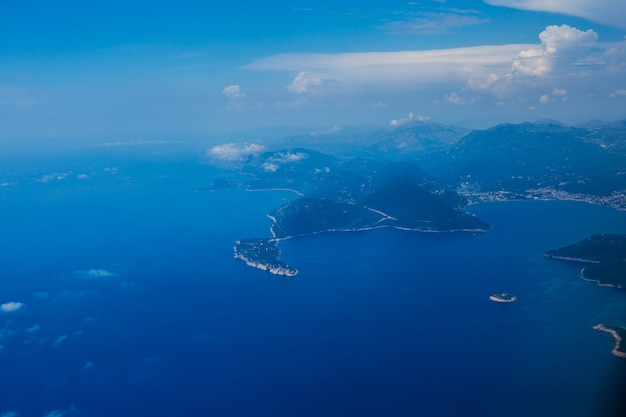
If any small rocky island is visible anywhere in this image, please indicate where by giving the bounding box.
[545,233,626,288]
[234,238,298,277]
[489,293,517,303]
[593,324,626,358]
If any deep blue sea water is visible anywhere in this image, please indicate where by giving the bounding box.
[1,143,625,416]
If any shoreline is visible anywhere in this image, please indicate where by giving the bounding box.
[269,221,490,241]
[580,268,622,289]
[592,324,626,358]
[543,254,600,264]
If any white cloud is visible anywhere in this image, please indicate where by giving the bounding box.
[262,162,279,172]
[25,324,40,333]
[74,269,115,278]
[539,94,553,104]
[41,407,77,417]
[287,72,324,94]
[245,44,534,87]
[36,172,70,183]
[1,302,24,313]
[51,334,68,349]
[222,85,246,99]
[484,0,626,29]
[383,11,491,34]
[271,151,307,163]
[539,87,568,104]
[33,292,49,299]
[245,24,625,118]
[1,412,20,417]
[222,85,247,111]
[389,112,431,126]
[207,143,264,163]
[610,88,626,97]
[511,25,598,77]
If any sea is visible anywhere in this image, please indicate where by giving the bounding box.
[1,141,625,417]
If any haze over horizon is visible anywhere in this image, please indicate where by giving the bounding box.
[2,0,626,141]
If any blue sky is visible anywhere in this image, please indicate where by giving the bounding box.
[1,0,626,140]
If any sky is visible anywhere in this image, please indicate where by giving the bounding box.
[1,0,626,141]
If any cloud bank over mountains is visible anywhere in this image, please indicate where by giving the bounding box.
[240,23,625,123]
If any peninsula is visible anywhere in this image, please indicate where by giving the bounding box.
[545,234,626,288]
[234,238,298,277]
[223,149,490,275]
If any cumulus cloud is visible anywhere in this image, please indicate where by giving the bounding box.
[207,143,264,163]
[287,72,324,93]
[262,162,279,172]
[36,172,70,183]
[389,112,431,126]
[485,0,626,29]
[1,302,24,313]
[222,85,245,99]
[511,25,598,77]
[74,269,115,278]
[222,85,247,110]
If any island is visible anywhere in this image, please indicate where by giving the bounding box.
[545,234,626,288]
[593,324,626,358]
[234,238,298,277]
[489,293,517,303]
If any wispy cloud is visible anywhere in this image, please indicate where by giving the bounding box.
[610,88,626,97]
[245,43,532,87]
[1,302,24,313]
[485,0,626,29]
[1,411,20,417]
[25,324,40,334]
[383,11,491,34]
[74,269,115,278]
[51,334,68,349]
[42,406,77,417]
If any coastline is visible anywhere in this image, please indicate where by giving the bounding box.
[593,324,626,358]
[580,268,622,289]
[543,254,600,264]
[233,240,298,277]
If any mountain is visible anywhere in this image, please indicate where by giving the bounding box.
[236,149,490,238]
[427,121,626,199]
[363,120,471,160]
